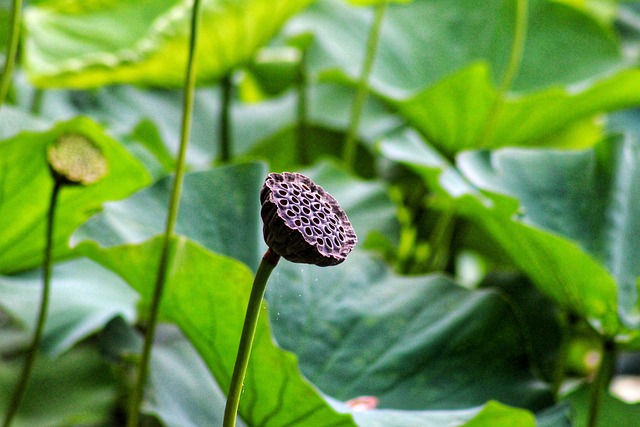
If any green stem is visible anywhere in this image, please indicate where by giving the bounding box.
[424,207,455,273]
[343,1,388,171]
[219,72,232,163]
[223,249,280,427]
[30,88,44,115]
[126,1,203,425]
[477,0,528,148]
[296,48,309,165]
[0,0,23,111]
[3,180,61,427]
[550,312,577,399]
[587,340,616,427]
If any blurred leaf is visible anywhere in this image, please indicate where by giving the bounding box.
[0,346,117,426]
[73,162,266,271]
[396,63,640,156]
[245,47,301,98]
[77,235,358,426]
[331,399,544,427]
[0,117,151,274]
[267,251,553,410]
[288,0,623,97]
[23,0,314,88]
[462,401,536,427]
[0,258,138,356]
[127,119,176,176]
[457,135,640,334]
[564,384,640,427]
[379,130,630,343]
[0,105,50,140]
[479,273,564,381]
[145,327,231,427]
[347,0,412,6]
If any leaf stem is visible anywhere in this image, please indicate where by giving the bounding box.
[587,339,616,427]
[30,88,44,115]
[223,249,280,427]
[551,311,577,399]
[343,1,388,172]
[126,0,203,425]
[3,180,61,427]
[219,72,232,163]
[296,48,310,165]
[0,0,23,111]
[424,207,455,273]
[477,0,528,147]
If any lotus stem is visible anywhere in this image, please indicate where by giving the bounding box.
[0,0,23,111]
[223,249,280,427]
[343,0,388,172]
[126,0,203,425]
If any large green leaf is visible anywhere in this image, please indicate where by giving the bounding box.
[78,236,357,426]
[0,117,150,274]
[99,317,227,427]
[73,161,399,270]
[0,346,117,426]
[380,130,640,345]
[333,399,556,427]
[289,0,623,96]
[396,64,640,156]
[0,258,138,356]
[35,81,400,167]
[456,135,640,331]
[73,162,266,270]
[286,0,640,155]
[267,251,552,410]
[23,0,313,88]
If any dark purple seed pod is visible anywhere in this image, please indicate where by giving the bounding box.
[260,172,357,267]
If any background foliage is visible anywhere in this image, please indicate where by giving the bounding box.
[2,0,640,425]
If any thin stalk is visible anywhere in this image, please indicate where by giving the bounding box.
[550,312,577,399]
[424,208,455,273]
[126,0,203,425]
[296,48,309,165]
[223,249,280,427]
[0,0,23,111]
[587,340,616,427]
[477,0,528,147]
[3,180,61,427]
[219,72,232,163]
[343,1,388,171]
[30,88,44,115]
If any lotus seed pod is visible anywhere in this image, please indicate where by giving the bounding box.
[260,172,357,267]
[47,133,108,186]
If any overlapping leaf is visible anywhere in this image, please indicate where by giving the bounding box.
[288,0,640,155]
[23,0,314,88]
[0,117,150,274]
[380,130,640,346]
[267,251,552,411]
[73,161,399,270]
[0,346,117,426]
[77,235,358,426]
[289,0,623,95]
[0,259,138,356]
[73,162,266,270]
[396,64,640,156]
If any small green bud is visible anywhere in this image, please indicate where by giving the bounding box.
[47,133,108,186]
